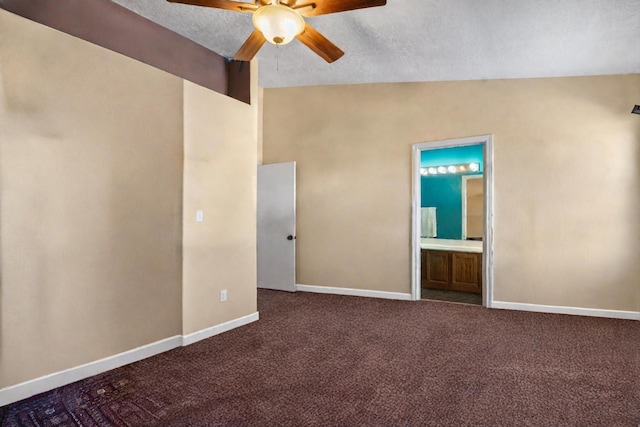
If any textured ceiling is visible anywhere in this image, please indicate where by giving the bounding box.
[112,0,640,88]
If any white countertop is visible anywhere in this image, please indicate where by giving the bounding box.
[420,238,483,253]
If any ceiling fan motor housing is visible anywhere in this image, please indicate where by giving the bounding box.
[169,0,386,62]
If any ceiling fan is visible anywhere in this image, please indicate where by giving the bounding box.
[167,0,387,63]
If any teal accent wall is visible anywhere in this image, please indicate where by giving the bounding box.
[421,175,463,239]
[421,144,483,240]
[420,144,484,171]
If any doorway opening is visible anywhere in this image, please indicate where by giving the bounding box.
[411,135,494,307]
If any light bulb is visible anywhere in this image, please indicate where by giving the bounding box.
[253,4,305,45]
[428,167,437,174]
[437,166,447,174]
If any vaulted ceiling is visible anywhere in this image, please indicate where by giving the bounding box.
[112,0,640,88]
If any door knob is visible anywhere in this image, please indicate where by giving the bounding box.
[287,235,295,240]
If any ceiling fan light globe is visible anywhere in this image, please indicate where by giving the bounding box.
[253,4,305,46]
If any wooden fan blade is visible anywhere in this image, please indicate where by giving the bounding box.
[234,29,267,61]
[296,22,344,63]
[294,0,386,17]
[167,0,257,13]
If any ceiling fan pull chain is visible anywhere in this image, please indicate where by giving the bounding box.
[276,45,279,73]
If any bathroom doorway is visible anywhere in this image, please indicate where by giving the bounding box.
[411,135,494,307]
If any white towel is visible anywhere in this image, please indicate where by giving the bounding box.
[421,207,437,237]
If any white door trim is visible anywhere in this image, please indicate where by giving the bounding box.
[411,135,495,307]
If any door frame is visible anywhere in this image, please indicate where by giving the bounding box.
[411,135,494,307]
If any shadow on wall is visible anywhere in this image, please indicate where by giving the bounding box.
[501,76,640,311]
[540,75,639,122]
[623,114,640,308]
[0,64,4,363]
[599,95,640,309]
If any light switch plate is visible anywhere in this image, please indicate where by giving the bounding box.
[196,210,203,222]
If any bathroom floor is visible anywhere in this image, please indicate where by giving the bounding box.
[421,288,482,306]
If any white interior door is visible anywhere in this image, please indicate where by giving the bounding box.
[257,162,296,291]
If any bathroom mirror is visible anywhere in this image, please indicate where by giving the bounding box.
[420,172,484,241]
[419,143,485,241]
[462,175,484,240]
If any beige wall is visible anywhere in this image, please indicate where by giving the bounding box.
[263,75,640,312]
[0,10,257,389]
[182,67,258,334]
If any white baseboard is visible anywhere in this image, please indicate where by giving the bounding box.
[0,335,182,407]
[296,284,412,301]
[0,312,260,407]
[182,312,259,346]
[492,301,640,321]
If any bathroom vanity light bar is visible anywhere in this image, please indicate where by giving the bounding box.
[420,163,480,176]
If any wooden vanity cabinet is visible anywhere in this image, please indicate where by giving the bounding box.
[421,249,482,294]
[421,250,449,290]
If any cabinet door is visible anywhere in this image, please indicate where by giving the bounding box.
[451,252,482,294]
[423,250,450,290]
[420,249,429,288]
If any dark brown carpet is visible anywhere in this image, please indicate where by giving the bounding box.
[2,290,639,426]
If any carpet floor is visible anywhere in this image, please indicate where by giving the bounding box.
[1,290,639,426]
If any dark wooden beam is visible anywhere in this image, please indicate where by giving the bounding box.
[226,60,252,105]
[0,0,251,104]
